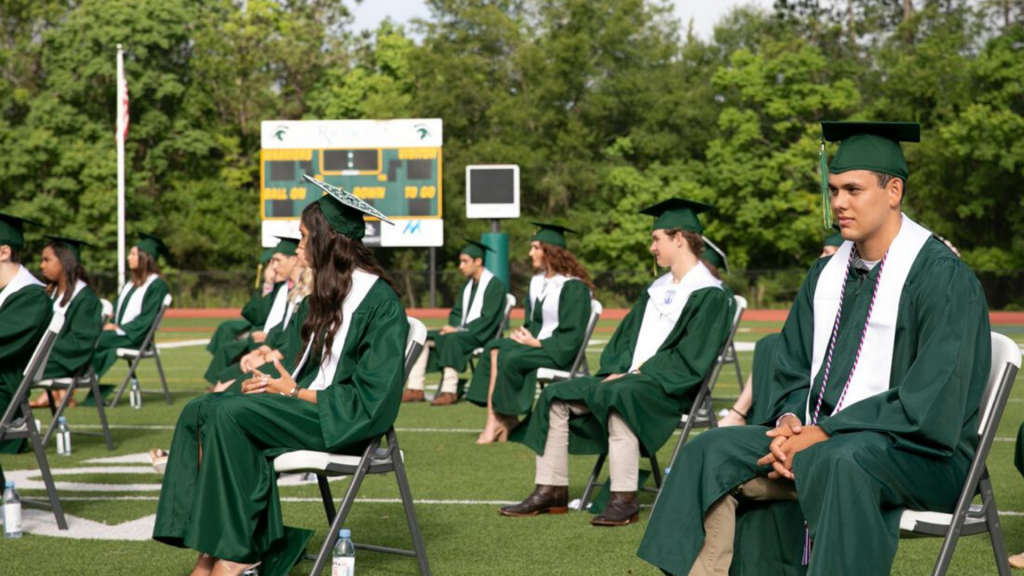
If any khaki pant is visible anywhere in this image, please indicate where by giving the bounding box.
[405,341,459,394]
[687,476,798,576]
[535,400,640,492]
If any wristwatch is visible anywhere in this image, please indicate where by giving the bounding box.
[289,385,300,398]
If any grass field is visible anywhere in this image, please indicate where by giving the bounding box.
[2,315,1024,575]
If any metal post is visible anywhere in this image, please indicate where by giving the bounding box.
[428,247,436,308]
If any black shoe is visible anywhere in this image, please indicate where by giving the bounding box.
[591,491,639,526]
[499,485,569,517]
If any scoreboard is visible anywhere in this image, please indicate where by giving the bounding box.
[260,119,443,247]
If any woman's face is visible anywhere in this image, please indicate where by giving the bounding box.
[298,223,310,268]
[39,246,63,283]
[128,246,140,270]
[528,241,545,269]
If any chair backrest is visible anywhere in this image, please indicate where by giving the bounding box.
[139,294,173,353]
[404,317,428,381]
[100,298,115,324]
[0,313,66,435]
[978,333,1022,434]
[567,299,603,375]
[496,294,517,337]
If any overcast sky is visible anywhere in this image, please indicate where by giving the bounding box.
[350,0,775,40]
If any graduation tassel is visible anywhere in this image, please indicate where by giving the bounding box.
[652,255,657,277]
[254,263,263,290]
[820,139,833,230]
[802,523,812,565]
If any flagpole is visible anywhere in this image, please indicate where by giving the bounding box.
[116,44,126,293]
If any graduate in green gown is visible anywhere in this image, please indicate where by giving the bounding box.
[499,200,733,526]
[638,122,991,576]
[403,239,508,406]
[466,223,594,444]
[153,177,408,576]
[202,239,301,385]
[0,214,52,481]
[92,233,171,379]
[28,236,103,408]
[205,248,276,356]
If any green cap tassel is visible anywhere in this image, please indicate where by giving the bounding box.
[819,139,833,229]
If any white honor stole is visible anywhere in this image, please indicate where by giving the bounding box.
[0,265,45,309]
[528,273,573,341]
[53,280,88,312]
[282,294,304,327]
[459,268,494,328]
[115,273,159,335]
[629,263,723,372]
[805,214,932,421]
[263,281,292,333]
[292,269,378,391]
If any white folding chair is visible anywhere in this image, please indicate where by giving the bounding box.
[534,299,603,388]
[466,294,517,366]
[0,312,68,529]
[109,294,173,408]
[899,332,1021,576]
[33,298,115,450]
[274,317,432,576]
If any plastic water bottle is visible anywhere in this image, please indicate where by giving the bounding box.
[129,378,142,409]
[56,416,72,456]
[3,481,22,539]
[332,528,355,576]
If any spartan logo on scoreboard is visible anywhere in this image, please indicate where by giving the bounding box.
[259,119,444,247]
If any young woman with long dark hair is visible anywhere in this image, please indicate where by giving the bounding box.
[152,184,408,576]
[465,223,594,444]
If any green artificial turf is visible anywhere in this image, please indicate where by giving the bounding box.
[1,316,1023,575]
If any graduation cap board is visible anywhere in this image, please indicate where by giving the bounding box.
[136,232,168,260]
[44,235,92,261]
[304,174,393,241]
[530,222,576,249]
[819,121,921,228]
[640,199,713,234]
[461,239,494,261]
[0,213,41,250]
[272,236,300,257]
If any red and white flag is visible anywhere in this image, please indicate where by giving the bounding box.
[116,47,129,141]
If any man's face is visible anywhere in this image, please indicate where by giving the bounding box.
[649,229,683,268]
[458,254,482,278]
[828,170,902,243]
[272,253,297,281]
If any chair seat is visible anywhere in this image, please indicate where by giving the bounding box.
[900,506,991,537]
[116,348,154,358]
[471,347,484,357]
[536,368,573,382]
[274,449,399,476]
[33,377,77,388]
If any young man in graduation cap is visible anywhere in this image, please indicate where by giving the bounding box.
[500,200,733,526]
[0,213,53,480]
[403,239,508,406]
[638,122,991,576]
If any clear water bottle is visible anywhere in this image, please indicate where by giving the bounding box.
[56,416,72,456]
[332,528,355,576]
[129,378,142,409]
[3,481,22,539]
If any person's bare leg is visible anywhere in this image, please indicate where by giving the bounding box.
[189,553,215,576]
[211,559,260,576]
[718,374,754,427]
[478,349,503,443]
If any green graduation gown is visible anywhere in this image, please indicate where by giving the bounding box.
[204,281,287,385]
[745,333,781,427]
[153,274,408,573]
[638,237,991,576]
[42,283,104,379]
[466,275,591,416]
[0,266,53,473]
[92,275,170,378]
[204,286,275,355]
[426,271,507,373]
[216,298,310,386]
[511,272,732,458]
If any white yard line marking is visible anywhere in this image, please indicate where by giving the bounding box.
[156,338,210,349]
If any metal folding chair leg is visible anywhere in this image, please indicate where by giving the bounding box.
[309,446,375,576]
[980,474,1011,576]
[393,446,432,575]
[23,413,68,530]
[154,350,173,405]
[109,354,144,408]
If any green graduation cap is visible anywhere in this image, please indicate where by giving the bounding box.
[304,174,393,240]
[819,121,921,228]
[44,234,92,261]
[260,248,275,266]
[702,237,728,273]
[640,198,713,233]
[461,239,494,261]
[273,236,300,257]
[823,226,845,248]
[0,213,41,250]
[136,232,168,260]
[530,222,576,249]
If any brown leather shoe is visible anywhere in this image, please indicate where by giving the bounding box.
[430,392,458,406]
[499,485,569,517]
[591,491,639,526]
[402,389,425,403]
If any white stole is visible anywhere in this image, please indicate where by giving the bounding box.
[292,269,378,391]
[630,263,723,372]
[460,268,494,327]
[806,214,932,421]
[115,273,159,335]
[53,280,87,312]
[282,294,304,327]
[263,282,292,333]
[528,273,573,340]
[0,265,45,309]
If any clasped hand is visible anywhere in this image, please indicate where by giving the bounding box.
[240,358,296,396]
[756,415,829,480]
[509,326,540,347]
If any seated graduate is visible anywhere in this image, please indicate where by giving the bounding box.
[0,214,52,480]
[638,122,991,576]
[152,180,408,576]
[499,200,733,526]
[465,223,594,444]
[28,236,103,408]
[92,233,171,380]
[204,248,276,357]
[403,239,508,406]
[203,239,301,385]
